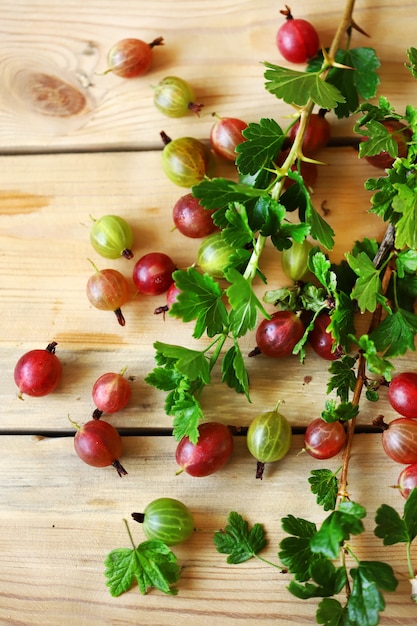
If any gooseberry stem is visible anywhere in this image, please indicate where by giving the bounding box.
[123,518,137,549]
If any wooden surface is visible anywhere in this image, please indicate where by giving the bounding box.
[1,1,417,624]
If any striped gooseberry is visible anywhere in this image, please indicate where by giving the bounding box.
[247,408,292,478]
[161,132,215,188]
[131,498,195,545]
[90,214,134,260]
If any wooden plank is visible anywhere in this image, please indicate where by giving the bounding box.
[0,146,403,432]
[0,0,416,152]
[0,433,416,625]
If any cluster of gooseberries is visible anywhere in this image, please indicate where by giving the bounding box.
[13,2,417,528]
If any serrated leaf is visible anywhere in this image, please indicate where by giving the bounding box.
[392,181,417,249]
[104,540,179,597]
[221,343,250,399]
[321,400,359,423]
[374,503,409,545]
[171,395,204,443]
[346,251,383,313]
[288,559,346,599]
[308,469,339,511]
[316,597,346,625]
[263,63,345,109]
[348,567,385,626]
[305,201,335,250]
[308,47,380,118]
[375,487,417,546]
[225,267,269,337]
[370,308,417,357]
[192,177,268,214]
[170,267,228,339]
[152,341,210,384]
[235,118,285,175]
[358,119,399,158]
[326,355,357,403]
[214,511,267,564]
[404,487,417,541]
[310,503,365,560]
[405,47,417,79]
[279,516,319,581]
[352,334,395,380]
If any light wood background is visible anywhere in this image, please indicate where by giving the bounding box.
[1,1,417,624]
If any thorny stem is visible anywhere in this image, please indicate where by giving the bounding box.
[339,226,396,501]
[271,0,357,198]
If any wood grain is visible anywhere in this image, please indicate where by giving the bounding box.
[0,147,398,432]
[2,1,417,624]
[0,0,416,152]
[0,434,416,626]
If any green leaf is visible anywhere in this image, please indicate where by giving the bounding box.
[279,516,319,581]
[405,47,417,79]
[404,486,417,541]
[226,267,269,337]
[235,118,285,175]
[396,248,417,277]
[374,504,410,546]
[214,511,267,564]
[310,502,366,560]
[308,47,380,118]
[308,469,339,511]
[370,308,417,357]
[326,355,357,403]
[321,400,359,424]
[309,249,338,296]
[192,177,268,213]
[222,202,255,249]
[345,251,384,313]
[358,119,400,159]
[171,267,228,339]
[221,343,250,399]
[375,488,417,545]
[104,540,179,597]
[263,63,345,109]
[305,200,335,250]
[288,558,346,599]
[351,334,395,380]
[316,598,346,625]
[347,562,396,626]
[171,395,204,443]
[152,341,210,385]
[392,181,417,249]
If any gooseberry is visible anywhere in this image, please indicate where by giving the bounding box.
[308,312,344,361]
[276,7,319,64]
[251,310,305,358]
[90,214,134,260]
[304,418,346,459]
[105,37,164,78]
[175,421,234,477]
[153,76,203,117]
[161,132,214,188]
[132,252,176,296]
[247,408,292,479]
[14,342,62,398]
[86,264,130,326]
[388,372,417,418]
[197,232,235,279]
[172,193,218,238]
[92,368,131,419]
[131,498,194,545]
[281,239,313,282]
[72,418,127,476]
[210,115,248,161]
